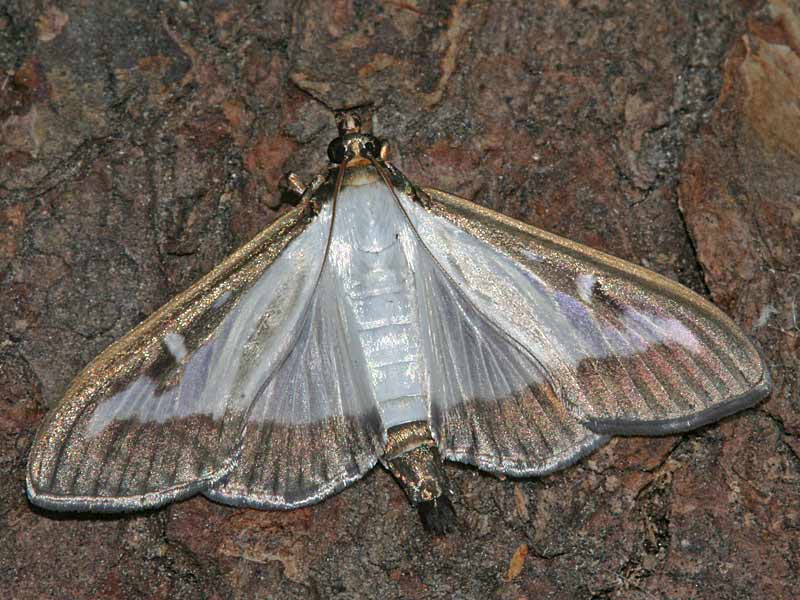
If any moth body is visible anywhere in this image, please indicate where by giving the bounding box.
[333,181,427,429]
[26,114,771,534]
[312,172,455,529]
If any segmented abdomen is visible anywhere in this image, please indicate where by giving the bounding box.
[346,228,427,428]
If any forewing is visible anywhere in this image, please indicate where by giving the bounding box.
[27,204,329,511]
[410,188,770,446]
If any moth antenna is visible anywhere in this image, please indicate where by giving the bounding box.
[369,157,417,220]
[319,161,347,268]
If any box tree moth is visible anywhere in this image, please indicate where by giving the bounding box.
[27,113,771,534]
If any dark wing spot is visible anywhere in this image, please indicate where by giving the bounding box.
[591,278,624,314]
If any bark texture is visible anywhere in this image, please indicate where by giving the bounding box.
[1,1,798,598]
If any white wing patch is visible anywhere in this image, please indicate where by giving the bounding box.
[163,332,188,361]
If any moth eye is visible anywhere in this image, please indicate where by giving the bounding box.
[327,138,347,164]
[365,139,379,157]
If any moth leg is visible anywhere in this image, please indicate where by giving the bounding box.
[382,422,456,535]
[299,174,328,219]
[286,172,306,195]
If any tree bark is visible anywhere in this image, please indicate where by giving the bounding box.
[1,1,797,598]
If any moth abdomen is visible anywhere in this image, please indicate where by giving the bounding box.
[382,421,456,534]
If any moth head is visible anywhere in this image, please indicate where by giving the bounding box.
[327,112,388,165]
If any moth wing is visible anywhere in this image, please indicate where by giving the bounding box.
[411,240,608,476]
[204,263,385,509]
[27,203,358,511]
[401,187,769,475]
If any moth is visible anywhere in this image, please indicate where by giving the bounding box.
[27,114,771,534]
